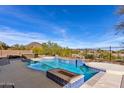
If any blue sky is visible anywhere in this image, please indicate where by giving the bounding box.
[0,5,123,48]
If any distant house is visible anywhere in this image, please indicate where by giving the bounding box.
[72,54,81,58]
[113,53,124,57]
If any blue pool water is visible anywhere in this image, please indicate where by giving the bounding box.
[27,58,99,81]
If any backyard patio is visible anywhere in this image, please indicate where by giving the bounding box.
[0,58,124,88]
[0,59,61,88]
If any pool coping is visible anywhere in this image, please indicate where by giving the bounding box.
[86,62,124,75]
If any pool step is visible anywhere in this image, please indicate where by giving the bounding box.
[80,71,105,88]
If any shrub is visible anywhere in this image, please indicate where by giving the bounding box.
[84,54,95,59]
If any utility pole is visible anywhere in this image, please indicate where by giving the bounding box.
[109,46,112,62]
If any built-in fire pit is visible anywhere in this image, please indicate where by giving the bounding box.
[58,70,76,77]
[46,69,84,87]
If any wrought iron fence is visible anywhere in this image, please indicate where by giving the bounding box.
[81,46,124,65]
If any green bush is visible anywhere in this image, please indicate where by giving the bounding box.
[84,54,95,59]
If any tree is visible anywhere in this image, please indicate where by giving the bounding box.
[32,47,43,55]
[0,40,80,57]
[0,41,9,50]
[41,41,63,56]
[116,6,124,31]
[11,44,26,50]
[84,54,95,60]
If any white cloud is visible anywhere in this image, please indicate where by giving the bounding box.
[0,6,123,49]
[0,26,47,45]
[52,26,68,40]
[0,26,69,46]
[0,6,69,40]
[0,25,123,49]
[54,31,124,49]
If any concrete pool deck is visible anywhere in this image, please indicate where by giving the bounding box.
[81,62,124,88]
[0,59,61,88]
[87,62,124,75]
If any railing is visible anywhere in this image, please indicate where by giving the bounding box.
[80,46,124,65]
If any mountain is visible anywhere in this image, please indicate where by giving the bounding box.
[26,42,42,48]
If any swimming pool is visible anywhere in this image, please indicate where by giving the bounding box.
[27,58,99,81]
